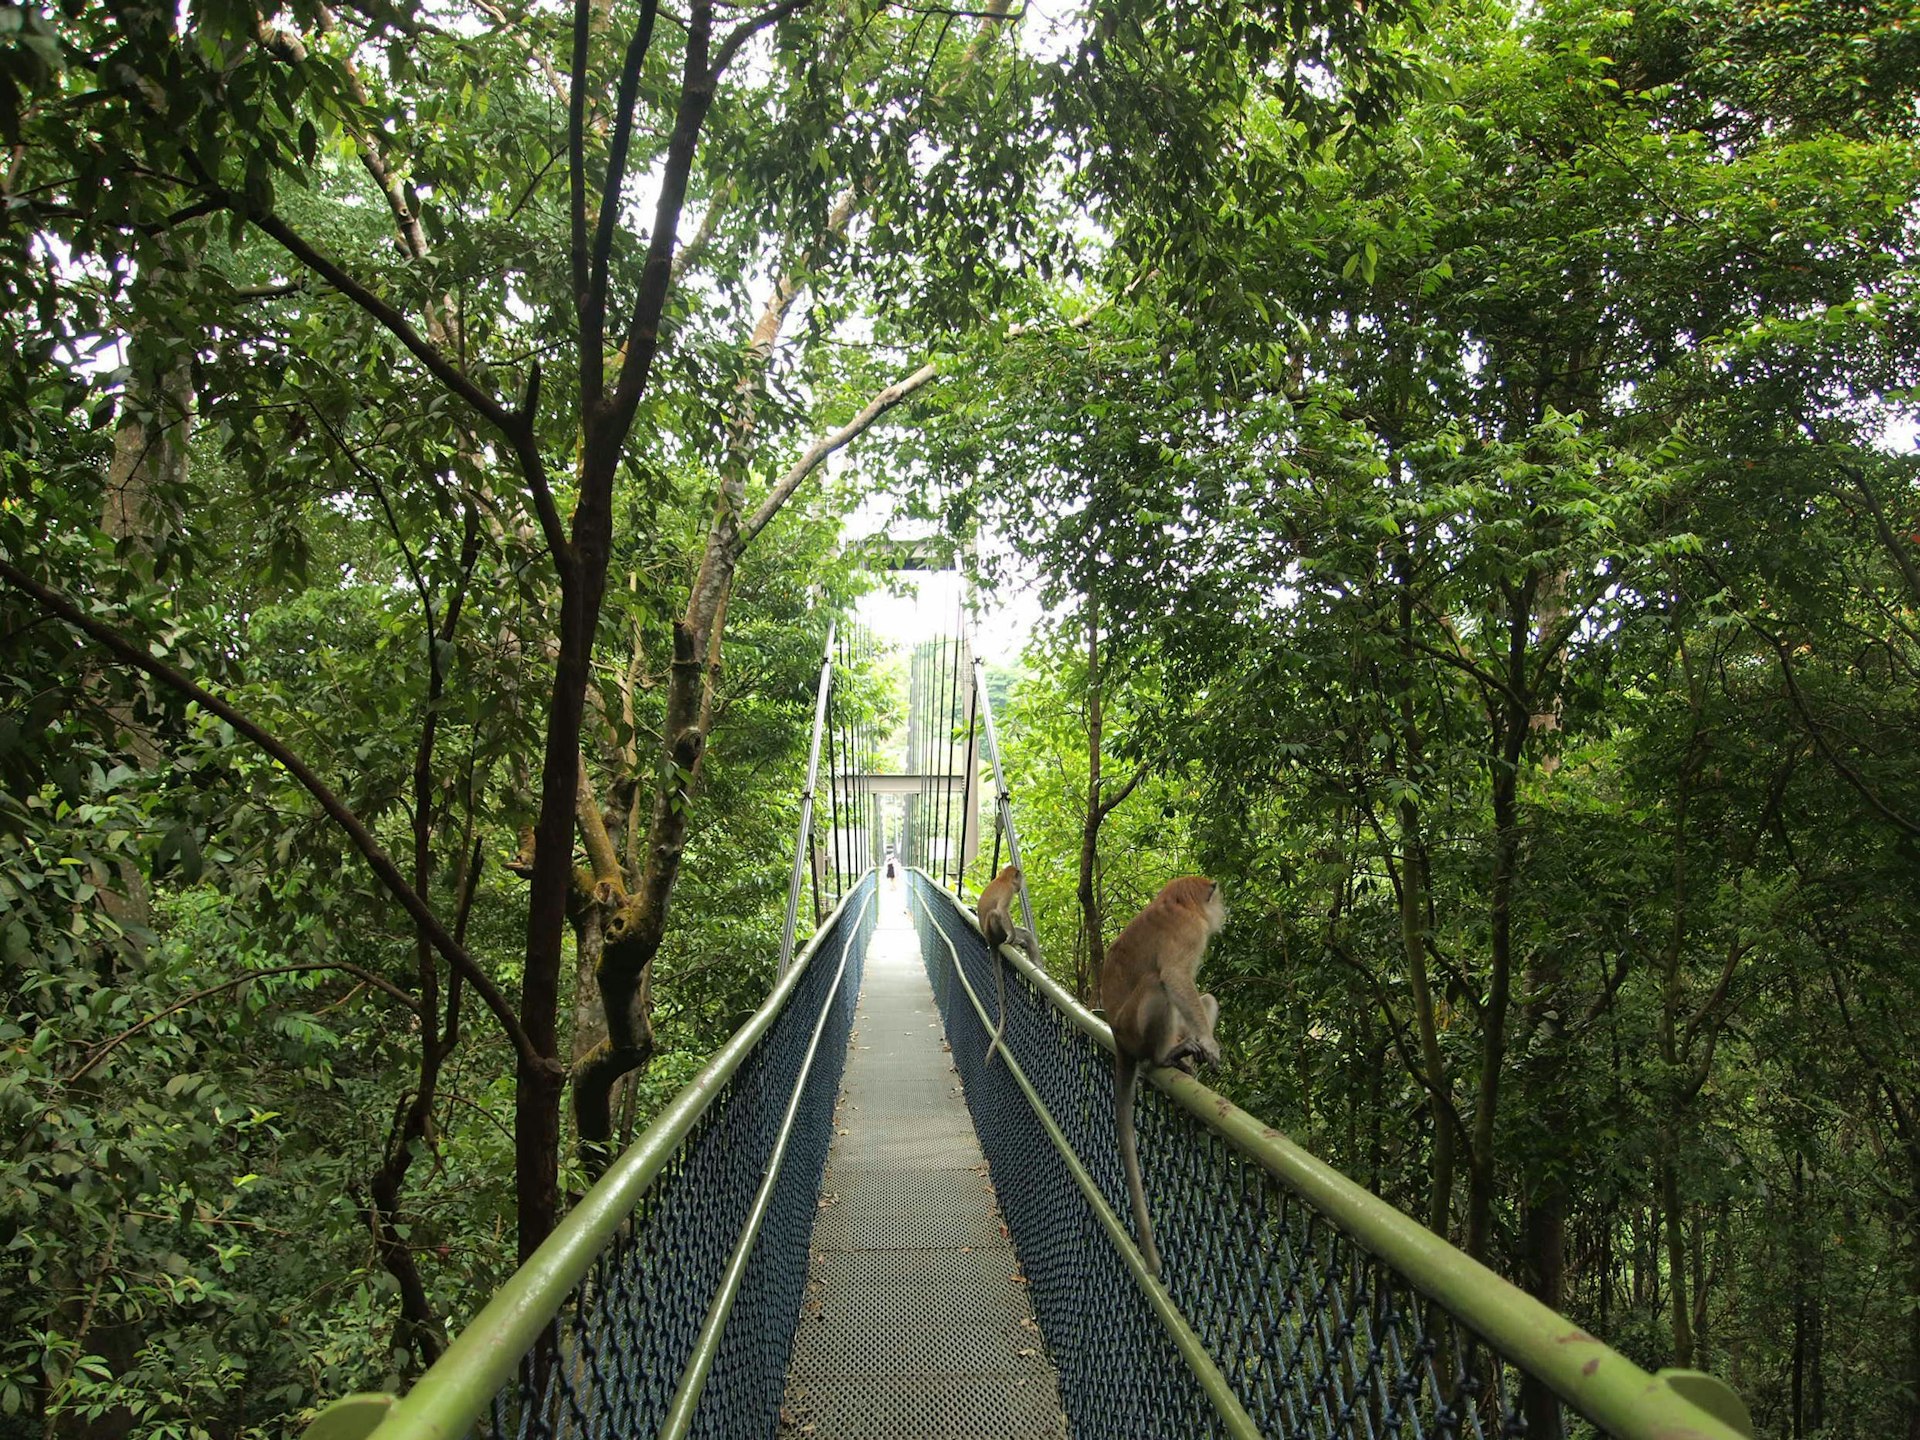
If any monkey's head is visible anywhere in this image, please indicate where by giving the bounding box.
[1159,876,1226,932]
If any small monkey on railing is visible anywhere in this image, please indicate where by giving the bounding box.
[976,863,1036,959]
[1100,876,1227,1278]
[976,863,1035,1065]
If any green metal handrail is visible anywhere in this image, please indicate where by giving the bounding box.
[908,880,1262,1439]
[304,881,874,1440]
[917,872,1755,1440]
[656,885,875,1437]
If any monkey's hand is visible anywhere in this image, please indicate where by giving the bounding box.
[1163,1036,1223,1073]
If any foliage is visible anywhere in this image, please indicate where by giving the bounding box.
[915,0,1920,1433]
[5,0,1918,1435]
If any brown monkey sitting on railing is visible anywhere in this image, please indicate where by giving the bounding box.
[976,863,1036,1065]
[1100,876,1226,1278]
[976,863,1036,958]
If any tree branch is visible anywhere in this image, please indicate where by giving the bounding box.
[734,290,1114,556]
[605,2,716,436]
[575,758,626,891]
[568,0,594,388]
[1708,567,1920,841]
[1095,766,1145,821]
[736,360,940,550]
[712,0,814,73]
[1325,940,1469,1142]
[68,962,416,1082]
[0,560,551,1073]
[244,207,516,436]
[670,187,731,282]
[1797,411,1920,610]
[585,0,664,402]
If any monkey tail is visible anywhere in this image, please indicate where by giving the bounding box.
[982,918,1024,1068]
[1114,1053,1163,1278]
[985,938,1008,1067]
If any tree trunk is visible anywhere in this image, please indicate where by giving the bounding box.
[368,1070,447,1369]
[1790,1150,1806,1439]
[1518,849,1568,1436]
[570,902,608,1106]
[1659,657,1703,1366]
[1466,729,1524,1261]
[1661,1158,1692,1367]
[1520,1191,1567,1438]
[1393,542,1454,1238]
[517,556,602,1255]
[1078,599,1106,1000]
[1907,1138,1920,1440]
[93,250,197,940]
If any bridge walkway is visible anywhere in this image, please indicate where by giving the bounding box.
[780,876,1066,1438]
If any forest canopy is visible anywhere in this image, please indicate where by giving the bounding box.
[2,0,1917,1436]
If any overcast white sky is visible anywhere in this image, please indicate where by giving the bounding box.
[841,490,1043,670]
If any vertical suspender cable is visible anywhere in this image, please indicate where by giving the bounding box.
[840,629,853,891]
[925,645,933,879]
[830,628,843,904]
[867,623,877,869]
[967,610,1039,959]
[848,637,864,887]
[928,640,937,875]
[935,631,949,890]
[936,635,950,882]
[809,833,823,927]
[905,643,915,869]
[852,630,862,871]
[863,627,875,871]
[942,622,961,889]
[956,618,967,887]
[825,657,843,911]
[928,638,939,877]
[917,641,930,873]
[952,633,967,890]
[967,633,983,898]
[779,621,835,974]
[852,625,862,871]
[866,625,874,870]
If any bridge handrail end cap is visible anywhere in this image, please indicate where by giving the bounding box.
[1652,1368,1755,1438]
[304,1394,396,1440]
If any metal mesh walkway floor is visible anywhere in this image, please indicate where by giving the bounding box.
[781,879,1066,1439]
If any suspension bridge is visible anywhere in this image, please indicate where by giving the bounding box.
[308,596,1757,1440]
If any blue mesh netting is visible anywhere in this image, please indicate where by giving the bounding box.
[481,872,877,1440]
[908,870,1553,1440]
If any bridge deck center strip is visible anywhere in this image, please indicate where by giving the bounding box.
[780,879,1066,1439]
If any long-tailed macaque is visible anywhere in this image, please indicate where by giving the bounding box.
[976,863,1034,1064]
[1100,876,1227,1278]
[976,863,1036,958]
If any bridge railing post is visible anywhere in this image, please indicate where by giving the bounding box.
[963,606,1039,960]
[780,620,835,975]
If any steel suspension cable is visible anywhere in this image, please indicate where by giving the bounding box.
[917,640,931,873]
[921,645,936,879]
[942,619,963,890]
[960,628,980,896]
[965,605,1039,961]
[929,636,943,885]
[825,668,843,909]
[779,621,835,973]
[848,629,864,890]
